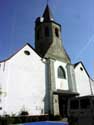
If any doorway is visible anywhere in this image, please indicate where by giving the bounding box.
[59,96,68,117]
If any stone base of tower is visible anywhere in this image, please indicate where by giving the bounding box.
[49,90,79,118]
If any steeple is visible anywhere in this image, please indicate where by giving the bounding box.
[43,4,54,21]
[35,5,71,63]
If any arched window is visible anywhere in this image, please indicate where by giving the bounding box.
[55,28,59,37]
[45,26,49,37]
[58,66,66,79]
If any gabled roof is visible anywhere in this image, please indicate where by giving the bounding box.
[43,40,71,63]
[43,4,54,21]
[74,61,92,79]
[74,62,81,68]
[0,43,40,63]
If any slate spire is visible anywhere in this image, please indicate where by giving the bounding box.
[35,4,71,63]
[43,4,54,21]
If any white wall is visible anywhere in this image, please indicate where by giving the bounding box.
[90,79,94,95]
[0,44,46,115]
[0,61,9,115]
[74,63,91,96]
[66,64,77,92]
[54,60,69,90]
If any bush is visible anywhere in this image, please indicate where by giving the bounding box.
[49,114,62,121]
[19,110,29,116]
[0,114,49,124]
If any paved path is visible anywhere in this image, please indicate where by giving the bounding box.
[17,121,68,125]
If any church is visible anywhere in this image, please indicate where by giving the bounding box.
[0,5,94,117]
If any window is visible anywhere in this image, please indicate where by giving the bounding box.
[37,29,40,40]
[24,50,30,55]
[0,107,2,110]
[55,28,59,37]
[80,67,83,71]
[45,26,49,37]
[58,66,66,79]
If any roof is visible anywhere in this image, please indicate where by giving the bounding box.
[72,95,94,99]
[74,62,81,68]
[74,61,92,79]
[0,43,40,63]
[43,4,54,21]
[35,5,61,27]
[53,89,79,97]
[44,41,71,63]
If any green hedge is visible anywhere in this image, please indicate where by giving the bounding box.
[0,114,63,125]
[0,114,48,125]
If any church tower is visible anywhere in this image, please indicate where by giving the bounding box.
[35,5,77,117]
[35,5,70,63]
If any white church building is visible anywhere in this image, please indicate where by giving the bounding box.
[0,5,94,117]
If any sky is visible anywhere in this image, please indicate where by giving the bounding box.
[0,0,94,78]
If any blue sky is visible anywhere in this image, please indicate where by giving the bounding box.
[0,0,94,78]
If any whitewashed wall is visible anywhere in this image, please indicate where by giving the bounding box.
[0,62,9,115]
[74,63,91,96]
[66,64,77,92]
[0,44,46,115]
[90,79,94,95]
[54,60,69,90]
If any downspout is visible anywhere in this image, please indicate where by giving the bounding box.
[89,78,93,96]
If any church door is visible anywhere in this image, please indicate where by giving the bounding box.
[59,96,68,117]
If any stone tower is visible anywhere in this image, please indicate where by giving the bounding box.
[35,5,70,63]
[35,5,77,116]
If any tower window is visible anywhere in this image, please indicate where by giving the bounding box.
[37,29,40,40]
[45,26,49,37]
[58,66,66,79]
[55,28,59,37]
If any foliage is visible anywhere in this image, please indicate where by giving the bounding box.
[49,114,62,121]
[0,114,48,125]
[19,110,29,116]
